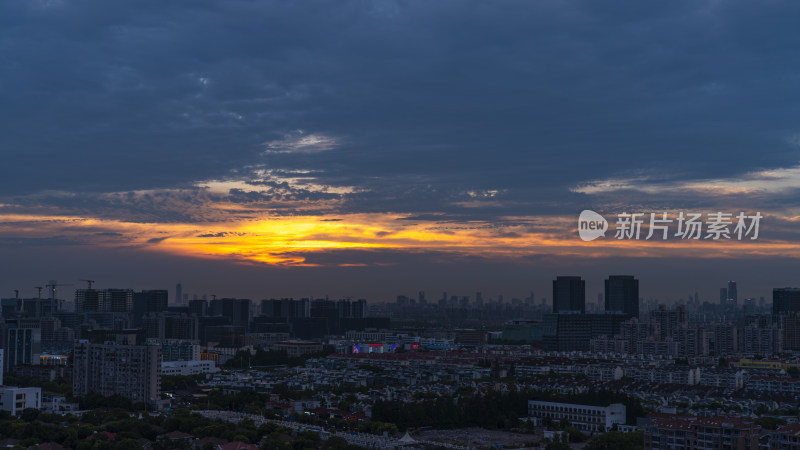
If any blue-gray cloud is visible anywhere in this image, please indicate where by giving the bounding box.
[2,0,800,218]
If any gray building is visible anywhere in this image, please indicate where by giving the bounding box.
[552,276,585,314]
[72,329,161,404]
[605,275,639,317]
[773,287,800,316]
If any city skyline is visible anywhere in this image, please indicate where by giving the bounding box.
[1,275,781,309]
[3,1,800,300]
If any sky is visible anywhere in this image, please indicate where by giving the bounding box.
[2,0,800,303]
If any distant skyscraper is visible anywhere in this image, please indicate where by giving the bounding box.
[175,283,182,306]
[727,281,738,306]
[773,288,800,316]
[552,276,585,314]
[719,288,728,305]
[605,275,639,317]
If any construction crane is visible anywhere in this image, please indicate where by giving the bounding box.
[34,286,43,298]
[45,281,74,299]
[80,279,96,289]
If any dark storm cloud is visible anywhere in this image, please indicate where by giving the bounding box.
[4,0,800,302]
[3,0,800,218]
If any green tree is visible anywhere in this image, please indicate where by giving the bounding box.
[755,417,787,430]
[564,425,587,443]
[322,436,349,449]
[20,408,40,422]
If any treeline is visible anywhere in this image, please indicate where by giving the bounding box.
[0,407,365,449]
[372,390,527,430]
[2,374,72,397]
[372,388,645,431]
[0,408,155,450]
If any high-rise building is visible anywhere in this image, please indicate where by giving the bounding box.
[75,289,134,313]
[75,289,101,313]
[39,317,61,343]
[714,322,737,356]
[21,298,59,318]
[260,298,309,318]
[649,305,689,341]
[310,299,337,319]
[72,329,160,404]
[605,275,639,317]
[106,289,134,313]
[542,312,628,351]
[141,313,167,339]
[4,327,41,373]
[188,299,208,316]
[165,314,199,341]
[350,299,366,318]
[141,314,166,340]
[782,314,800,351]
[720,287,728,305]
[774,288,800,316]
[175,283,182,306]
[552,276,585,313]
[337,299,354,318]
[132,290,169,324]
[209,298,250,329]
[727,281,738,306]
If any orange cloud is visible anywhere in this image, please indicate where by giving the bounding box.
[2,210,800,266]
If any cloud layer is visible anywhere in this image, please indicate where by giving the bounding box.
[3,0,800,299]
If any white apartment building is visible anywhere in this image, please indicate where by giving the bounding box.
[528,400,626,432]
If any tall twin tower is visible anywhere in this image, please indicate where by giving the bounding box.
[553,275,639,317]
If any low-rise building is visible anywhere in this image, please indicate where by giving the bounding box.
[0,386,42,416]
[527,400,626,432]
[161,360,219,376]
[644,415,760,450]
[747,376,800,394]
[272,340,323,358]
[771,423,800,450]
[41,394,79,415]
